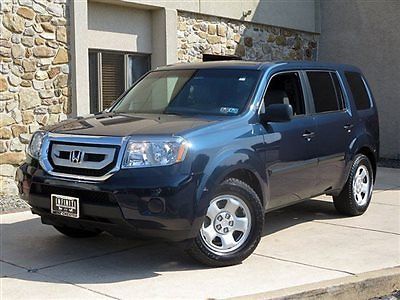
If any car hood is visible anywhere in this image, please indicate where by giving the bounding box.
[45,113,222,137]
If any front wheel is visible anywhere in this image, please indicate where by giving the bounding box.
[187,178,264,267]
[333,154,374,216]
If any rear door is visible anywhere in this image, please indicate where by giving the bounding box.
[305,71,353,193]
[261,71,318,209]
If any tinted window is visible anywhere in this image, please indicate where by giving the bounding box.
[307,71,340,113]
[345,72,371,110]
[264,72,305,116]
[112,69,260,116]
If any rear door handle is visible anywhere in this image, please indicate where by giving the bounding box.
[302,130,315,141]
[344,124,354,132]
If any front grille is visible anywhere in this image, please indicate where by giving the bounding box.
[55,151,106,162]
[48,141,120,177]
[31,184,117,207]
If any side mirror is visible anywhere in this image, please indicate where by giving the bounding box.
[260,103,293,123]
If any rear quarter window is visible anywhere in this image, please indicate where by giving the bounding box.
[344,72,371,110]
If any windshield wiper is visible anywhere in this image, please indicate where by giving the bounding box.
[164,111,183,116]
[163,108,184,116]
[107,112,141,119]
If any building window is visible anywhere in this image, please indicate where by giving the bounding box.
[89,50,150,113]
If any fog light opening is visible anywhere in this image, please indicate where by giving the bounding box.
[147,198,164,214]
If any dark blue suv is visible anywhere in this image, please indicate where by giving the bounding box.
[17,61,379,266]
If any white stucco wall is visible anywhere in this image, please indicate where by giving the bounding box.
[100,0,319,33]
[201,0,318,33]
[318,1,400,159]
[87,2,152,53]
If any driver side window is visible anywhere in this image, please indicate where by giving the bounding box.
[264,72,305,116]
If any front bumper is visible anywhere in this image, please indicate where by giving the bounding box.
[16,162,204,242]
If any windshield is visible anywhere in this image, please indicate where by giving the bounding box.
[111,69,260,116]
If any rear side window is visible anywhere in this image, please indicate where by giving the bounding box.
[307,71,341,113]
[345,72,371,110]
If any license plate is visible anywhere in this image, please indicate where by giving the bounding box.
[51,194,79,218]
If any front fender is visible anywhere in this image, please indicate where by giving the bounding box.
[187,147,267,239]
[193,147,267,220]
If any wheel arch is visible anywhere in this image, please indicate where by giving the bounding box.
[346,130,378,185]
[357,146,377,182]
[222,168,264,207]
[195,150,268,216]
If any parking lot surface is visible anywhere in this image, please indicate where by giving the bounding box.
[1,167,399,299]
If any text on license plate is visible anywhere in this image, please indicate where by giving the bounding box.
[51,194,79,218]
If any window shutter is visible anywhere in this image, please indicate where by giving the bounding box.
[101,53,125,109]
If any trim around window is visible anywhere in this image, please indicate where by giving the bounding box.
[360,75,374,109]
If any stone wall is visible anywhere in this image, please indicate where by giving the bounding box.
[0,0,70,194]
[177,11,318,63]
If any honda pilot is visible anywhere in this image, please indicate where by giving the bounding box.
[17,61,379,267]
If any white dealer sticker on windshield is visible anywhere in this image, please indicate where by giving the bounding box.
[220,107,239,114]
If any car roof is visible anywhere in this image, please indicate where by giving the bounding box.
[156,60,361,73]
[156,60,268,71]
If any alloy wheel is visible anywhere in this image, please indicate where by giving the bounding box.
[352,165,372,206]
[200,195,252,254]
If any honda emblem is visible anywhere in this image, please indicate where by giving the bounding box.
[70,150,83,164]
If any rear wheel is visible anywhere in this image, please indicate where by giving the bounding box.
[333,154,374,216]
[53,225,102,238]
[187,178,264,267]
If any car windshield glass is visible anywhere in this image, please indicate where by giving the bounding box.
[111,69,260,116]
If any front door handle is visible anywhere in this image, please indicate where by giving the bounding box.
[302,130,315,141]
[344,124,354,132]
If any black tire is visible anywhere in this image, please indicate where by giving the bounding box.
[333,154,374,216]
[53,225,102,238]
[187,178,264,267]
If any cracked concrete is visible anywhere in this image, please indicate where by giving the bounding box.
[1,167,399,299]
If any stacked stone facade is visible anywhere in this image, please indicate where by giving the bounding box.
[0,0,70,194]
[177,12,318,62]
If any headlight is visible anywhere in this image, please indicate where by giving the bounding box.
[122,137,188,168]
[27,131,46,159]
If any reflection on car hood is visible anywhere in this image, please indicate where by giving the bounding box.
[44,113,221,137]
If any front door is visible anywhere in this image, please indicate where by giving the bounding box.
[261,71,318,210]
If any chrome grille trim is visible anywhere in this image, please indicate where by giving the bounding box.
[50,144,116,170]
[40,133,129,181]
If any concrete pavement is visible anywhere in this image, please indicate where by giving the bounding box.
[1,167,399,299]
